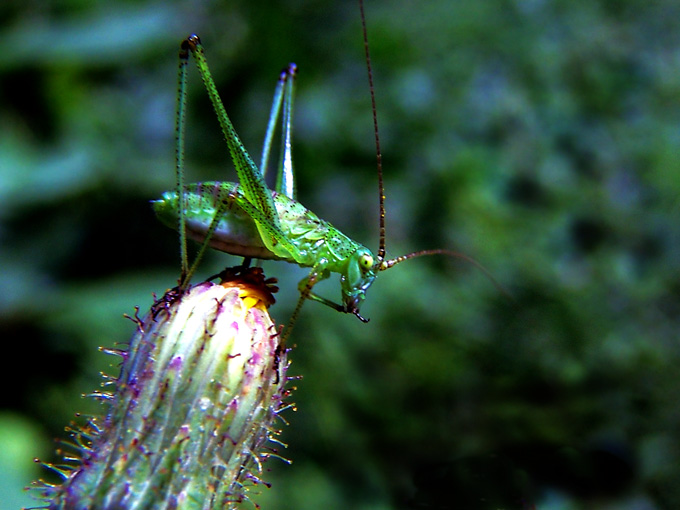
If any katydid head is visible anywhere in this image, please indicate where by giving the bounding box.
[341,246,511,323]
[340,247,378,322]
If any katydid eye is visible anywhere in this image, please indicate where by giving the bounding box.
[360,253,374,270]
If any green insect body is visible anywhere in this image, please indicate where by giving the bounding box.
[154,181,377,317]
[153,33,382,325]
[155,6,502,334]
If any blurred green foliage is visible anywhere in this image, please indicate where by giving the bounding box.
[1,0,679,509]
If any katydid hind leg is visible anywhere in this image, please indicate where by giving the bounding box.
[183,35,281,231]
[177,35,295,287]
[261,63,297,201]
[175,38,191,286]
[175,38,257,288]
[260,68,286,182]
[275,63,297,200]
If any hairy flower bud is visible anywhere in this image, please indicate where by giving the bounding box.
[36,268,290,510]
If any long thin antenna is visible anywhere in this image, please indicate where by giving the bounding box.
[381,249,515,301]
[358,2,511,303]
[359,0,387,262]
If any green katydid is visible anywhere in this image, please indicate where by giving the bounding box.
[153,0,502,332]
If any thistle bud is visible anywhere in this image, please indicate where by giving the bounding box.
[35,267,290,510]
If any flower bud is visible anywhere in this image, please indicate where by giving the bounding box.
[36,268,289,510]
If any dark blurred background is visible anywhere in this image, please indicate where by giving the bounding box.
[1,1,679,509]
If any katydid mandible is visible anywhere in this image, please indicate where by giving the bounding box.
[153,0,500,330]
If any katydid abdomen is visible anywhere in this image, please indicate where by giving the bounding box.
[154,181,366,274]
